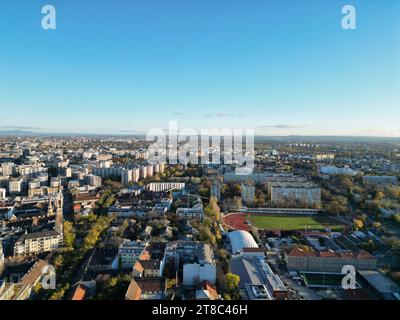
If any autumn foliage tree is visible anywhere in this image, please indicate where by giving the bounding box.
[224,273,240,299]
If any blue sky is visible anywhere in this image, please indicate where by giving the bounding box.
[0,0,399,136]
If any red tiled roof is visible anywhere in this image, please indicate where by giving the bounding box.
[287,247,375,260]
[20,260,48,286]
[125,280,141,300]
[196,280,220,300]
[71,285,87,300]
[133,261,144,274]
[125,278,165,300]
[139,250,151,261]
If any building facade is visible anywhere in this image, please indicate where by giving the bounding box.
[118,240,147,269]
[284,247,377,273]
[14,230,62,256]
[270,183,321,208]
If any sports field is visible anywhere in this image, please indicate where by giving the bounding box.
[248,215,346,231]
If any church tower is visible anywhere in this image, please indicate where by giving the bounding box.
[47,196,54,216]
[54,186,64,241]
[0,239,4,270]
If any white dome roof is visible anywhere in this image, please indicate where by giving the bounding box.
[228,230,258,254]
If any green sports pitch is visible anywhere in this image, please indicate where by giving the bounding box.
[248,215,346,231]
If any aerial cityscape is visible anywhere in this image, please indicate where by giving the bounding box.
[0,135,399,301]
[0,0,399,307]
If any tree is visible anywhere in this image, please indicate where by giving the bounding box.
[197,226,216,246]
[387,185,400,198]
[218,248,229,261]
[353,219,364,231]
[372,221,382,230]
[361,239,377,253]
[326,195,348,214]
[63,221,75,249]
[53,254,64,269]
[204,196,221,221]
[374,191,385,201]
[254,190,265,207]
[166,278,176,289]
[340,176,354,191]
[224,273,240,299]
[392,213,400,227]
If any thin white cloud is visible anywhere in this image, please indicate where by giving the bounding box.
[258,124,306,129]
[0,125,40,130]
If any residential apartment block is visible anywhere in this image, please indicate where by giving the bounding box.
[284,247,377,273]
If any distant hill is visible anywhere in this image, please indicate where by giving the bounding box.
[0,130,37,136]
[0,130,146,138]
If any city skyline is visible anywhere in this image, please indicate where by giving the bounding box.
[0,0,399,136]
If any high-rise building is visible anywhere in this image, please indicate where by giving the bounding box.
[241,183,255,206]
[55,186,64,241]
[84,174,102,187]
[131,168,140,182]
[8,178,23,194]
[121,169,132,185]
[140,167,147,179]
[210,180,222,202]
[0,188,6,199]
[146,165,154,178]
[269,182,321,208]
[1,163,14,176]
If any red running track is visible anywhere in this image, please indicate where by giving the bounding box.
[222,212,250,231]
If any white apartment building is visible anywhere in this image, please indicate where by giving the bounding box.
[210,181,221,202]
[118,240,147,269]
[15,164,48,178]
[319,165,359,176]
[146,182,185,192]
[132,168,140,182]
[121,168,140,185]
[93,166,123,178]
[162,241,216,286]
[270,182,321,208]
[121,169,131,185]
[0,188,6,199]
[8,178,23,194]
[84,174,102,187]
[14,230,62,256]
[315,153,335,161]
[140,167,147,179]
[146,165,154,177]
[29,180,41,190]
[176,203,204,220]
[241,183,255,205]
[363,175,398,185]
[1,163,15,176]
